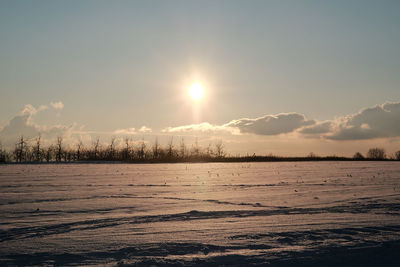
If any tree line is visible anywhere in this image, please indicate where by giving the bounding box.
[0,136,226,163]
[353,148,400,160]
[0,136,399,163]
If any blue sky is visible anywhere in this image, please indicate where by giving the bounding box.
[1,1,400,155]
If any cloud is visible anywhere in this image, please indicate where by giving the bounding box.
[299,121,332,134]
[161,102,400,141]
[21,104,38,116]
[50,101,64,110]
[0,102,156,149]
[0,112,75,145]
[2,101,400,150]
[38,105,49,112]
[326,102,400,140]
[163,113,314,136]
[113,126,152,135]
[114,128,136,135]
[224,113,315,135]
[0,103,75,147]
[162,122,236,135]
[0,112,38,138]
[138,126,152,133]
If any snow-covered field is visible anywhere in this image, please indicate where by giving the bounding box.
[1,162,400,266]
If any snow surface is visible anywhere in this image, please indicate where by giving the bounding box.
[1,162,400,266]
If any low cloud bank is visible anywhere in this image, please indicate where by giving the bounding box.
[163,102,400,140]
[50,101,64,110]
[0,102,152,147]
[224,113,314,135]
[326,102,400,140]
[162,122,235,135]
[1,101,400,148]
[0,103,74,146]
[163,113,315,136]
[113,126,152,135]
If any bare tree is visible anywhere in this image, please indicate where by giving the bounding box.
[108,137,116,160]
[0,141,7,162]
[205,143,212,158]
[367,148,386,159]
[63,147,72,162]
[353,152,364,159]
[45,145,53,162]
[192,137,200,158]
[395,150,400,160]
[76,141,83,161]
[55,137,63,162]
[14,136,27,162]
[179,138,186,159]
[138,138,146,160]
[167,137,174,159]
[152,137,159,159]
[123,137,131,161]
[308,152,317,158]
[92,137,100,160]
[214,140,225,158]
[34,135,42,162]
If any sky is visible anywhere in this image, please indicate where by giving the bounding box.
[1,0,400,156]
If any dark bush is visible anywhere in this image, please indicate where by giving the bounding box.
[367,148,386,160]
[353,152,364,159]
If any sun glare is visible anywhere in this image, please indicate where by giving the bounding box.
[189,83,204,101]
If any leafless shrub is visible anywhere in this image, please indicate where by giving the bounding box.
[307,152,317,158]
[13,136,27,162]
[179,138,186,159]
[367,148,386,159]
[55,137,63,162]
[214,140,225,158]
[353,152,364,159]
[0,141,8,162]
[167,137,174,159]
[33,135,43,162]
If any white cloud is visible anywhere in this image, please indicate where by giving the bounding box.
[138,126,152,133]
[2,101,400,150]
[162,122,237,135]
[50,101,64,110]
[326,102,400,140]
[224,113,315,135]
[162,113,314,136]
[161,102,400,141]
[0,102,156,148]
[21,104,38,116]
[0,103,75,147]
[299,121,332,135]
[113,127,136,135]
[38,105,49,112]
[113,126,151,135]
[0,113,38,138]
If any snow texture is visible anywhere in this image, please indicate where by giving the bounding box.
[1,162,400,266]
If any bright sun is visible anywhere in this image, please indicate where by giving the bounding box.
[189,83,204,101]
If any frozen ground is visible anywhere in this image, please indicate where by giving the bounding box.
[1,162,400,266]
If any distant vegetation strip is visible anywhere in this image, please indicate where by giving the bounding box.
[0,136,399,163]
